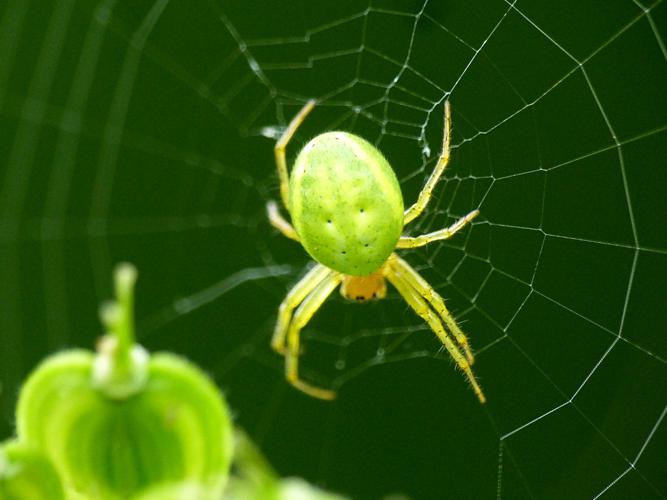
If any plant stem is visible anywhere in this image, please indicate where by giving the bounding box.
[94,263,148,399]
[113,263,137,376]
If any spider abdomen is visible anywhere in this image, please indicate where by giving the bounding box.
[289,132,404,276]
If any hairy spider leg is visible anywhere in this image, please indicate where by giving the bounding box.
[272,263,331,353]
[397,209,479,249]
[389,254,475,364]
[267,200,300,241]
[385,259,486,403]
[275,99,316,209]
[403,100,452,225]
[286,273,343,400]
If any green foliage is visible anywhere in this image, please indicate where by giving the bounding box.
[14,265,232,499]
[0,440,64,500]
[4,264,345,500]
[16,351,232,499]
[223,431,349,500]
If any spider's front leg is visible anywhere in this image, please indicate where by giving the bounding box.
[284,273,342,400]
[385,256,485,403]
[390,254,475,364]
[272,264,331,353]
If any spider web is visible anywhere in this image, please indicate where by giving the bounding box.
[0,0,665,498]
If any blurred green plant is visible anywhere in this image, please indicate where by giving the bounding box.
[223,430,348,500]
[0,440,64,500]
[14,264,232,499]
[4,263,348,500]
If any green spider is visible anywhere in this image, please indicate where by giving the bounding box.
[267,100,485,403]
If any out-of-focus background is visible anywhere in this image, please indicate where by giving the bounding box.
[0,1,665,498]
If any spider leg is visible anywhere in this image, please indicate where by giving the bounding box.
[275,99,316,209]
[285,272,342,400]
[384,257,485,403]
[396,209,479,249]
[389,254,474,364]
[267,200,300,242]
[403,100,452,225]
[272,263,332,354]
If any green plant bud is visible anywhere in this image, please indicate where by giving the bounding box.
[15,264,233,499]
[0,439,65,500]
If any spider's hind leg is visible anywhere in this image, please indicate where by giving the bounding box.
[403,100,452,225]
[396,209,479,249]
[274,99,316,209]
[267,200,300,242]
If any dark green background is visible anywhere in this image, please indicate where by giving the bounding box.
[1,1,665,499]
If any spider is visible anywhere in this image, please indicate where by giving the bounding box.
[267,99,485,403]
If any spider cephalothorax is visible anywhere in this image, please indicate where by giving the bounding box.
[340,270,387,302]
[267,100,485,403]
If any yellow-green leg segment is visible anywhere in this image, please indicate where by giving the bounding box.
[267,200,300,241]
[272,264,342,400]
[397,209,479,249]
[285,273,342,400]
[385,254,485,403]
[403,100,453,225]
[274,99,316,209]
[389,254,475,364]
[271,263,331,353]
